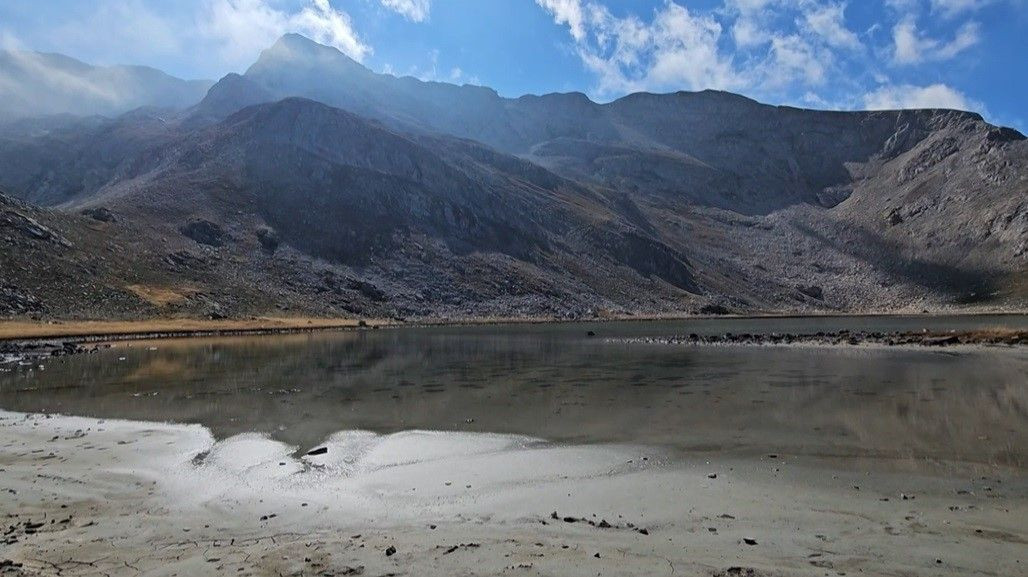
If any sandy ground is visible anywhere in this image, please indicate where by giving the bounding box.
[0,318,390,342]
[1,411,1025,577]
[3,311,1026,342]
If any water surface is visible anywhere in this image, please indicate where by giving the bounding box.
[1,316,1025,469]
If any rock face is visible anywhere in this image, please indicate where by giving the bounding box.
[0,34,1024,319]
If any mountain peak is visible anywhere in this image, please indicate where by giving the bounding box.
[273,33,330,52]
[258,34,362,64]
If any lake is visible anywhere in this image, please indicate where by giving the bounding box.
[2,315,1025,468]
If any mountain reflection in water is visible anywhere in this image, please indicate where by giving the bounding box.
[1,318,1025,470]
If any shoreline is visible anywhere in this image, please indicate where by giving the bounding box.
[1,309,1026,344]
[614,328,1028,350]
[2,409,1024,577]
[0,317,383,344]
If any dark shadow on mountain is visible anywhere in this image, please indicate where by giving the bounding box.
[793,222,1001,302]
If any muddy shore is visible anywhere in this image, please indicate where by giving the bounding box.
[616,328,1028,348]
[2,317,1026,368]
[2,410,1025,577]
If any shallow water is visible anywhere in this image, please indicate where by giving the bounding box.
[1,316,1026,469]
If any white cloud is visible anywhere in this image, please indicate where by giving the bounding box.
[769,34,827,86]
[892,18,979,64]
[726,0,776,47]
[801,3,862,49]
[884,0,997,16]
[379,0,431,23]
[801,90,832,108]
[536,0,588,42]
[884,0,920,11]
[863,83,980,111]
[202,0,369,70]
[731,14,768,47]
[726,0,861,51]
[929,0,992,16]
[646,3,739,90]
[538,0,873,98]
[531,0,1006,125]
[537,0,741,96]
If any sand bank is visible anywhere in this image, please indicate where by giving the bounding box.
[0,317,389,343]
[1,410,1025,576]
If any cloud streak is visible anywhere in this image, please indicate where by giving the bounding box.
[379,0,431,22]
[892,18,979,64]
[863,82,981,111]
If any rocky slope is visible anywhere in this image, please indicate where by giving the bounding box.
[0,34,1024,320]
[0,97,701,320]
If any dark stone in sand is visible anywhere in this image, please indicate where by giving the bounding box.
[307,447,328,456]
[385,545,396,556]
[743,538,758,545]
[719,568,761,577]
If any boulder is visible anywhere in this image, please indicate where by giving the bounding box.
[179,220,226,247]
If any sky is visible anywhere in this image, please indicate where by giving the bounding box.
[1,0,1025,130]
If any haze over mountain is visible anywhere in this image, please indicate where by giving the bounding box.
[0,49,212,122]
[0,34,1024,320]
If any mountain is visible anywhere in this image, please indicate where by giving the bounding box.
[0,50,212,122]
[0,35,1024,319]
[0,97,700,319]
[196,34,1025,215]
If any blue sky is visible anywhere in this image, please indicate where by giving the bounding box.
[1,0,1025,130]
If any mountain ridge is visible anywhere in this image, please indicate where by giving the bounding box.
[0,35,1024,320]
